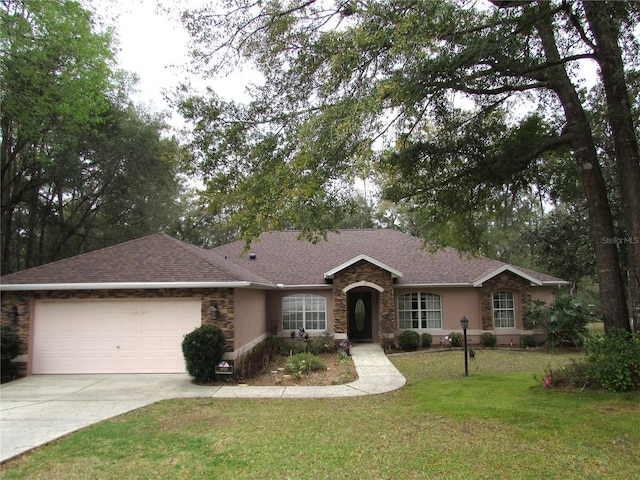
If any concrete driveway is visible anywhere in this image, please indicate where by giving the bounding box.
[0,374,219,463]
[0,345,405,463]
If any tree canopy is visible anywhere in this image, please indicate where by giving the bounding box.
[1,0,185,273]
[176,0,639,331]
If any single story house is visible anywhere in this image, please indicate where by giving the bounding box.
[0,229,567,374]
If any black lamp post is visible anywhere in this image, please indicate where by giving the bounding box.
[460,316,469,377]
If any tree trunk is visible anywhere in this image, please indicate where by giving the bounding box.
[583,0,640,331]
[536,6,630,331]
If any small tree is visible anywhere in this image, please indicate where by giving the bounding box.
[182,324,226,383]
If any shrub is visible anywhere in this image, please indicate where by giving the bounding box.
[449,332,463,347]
[420,332,433,348]
[336,349,349,362]
[519,334,536,349]
[539,361,596,390]
[539,329,640,392]
[1,324,23,382]
[308,331,335,354]
[522,297,591,348]
[182,324,227,383]
[287,352,325,379]
[585,328,640,392]
[397,330,420,351]
[480,332,497,348]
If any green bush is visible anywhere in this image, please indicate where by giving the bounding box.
[449,332,463,347]
[519,334,536,348]
[287,352,325,379]
[1,324,23,382]
[398,330,420,351]
[480,332,497,348]
[420,332,433,348]
[540,329,640,392]
[585,328,640,392]
[182,324,227,383]
[522,297,590,348]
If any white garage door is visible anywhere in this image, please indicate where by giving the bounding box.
[33,299,202,374]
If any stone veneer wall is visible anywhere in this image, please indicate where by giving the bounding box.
[332,260,396,342]
[480,272,532,330]
[0,288,236,357]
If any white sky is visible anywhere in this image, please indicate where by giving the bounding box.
[91,0,252,126]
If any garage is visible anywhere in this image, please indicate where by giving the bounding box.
[32,299,202,374]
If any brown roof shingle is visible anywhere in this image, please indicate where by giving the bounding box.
[1,229,565,289]
[211,229,565,286]
[1,233,271,286]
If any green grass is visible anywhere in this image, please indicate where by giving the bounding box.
[1,350,638,479]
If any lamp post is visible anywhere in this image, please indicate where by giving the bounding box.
[460,316,469,377]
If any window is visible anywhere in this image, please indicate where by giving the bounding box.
[398,293,442,329]
[282,294,326,331]
[493,291,515,328]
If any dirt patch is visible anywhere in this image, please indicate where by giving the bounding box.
[214,353,358,387]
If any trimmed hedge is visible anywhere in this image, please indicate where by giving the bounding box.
[480,332,497,348]
[182,324,226,383]
[420,332,433,348]
[398,330,420,351]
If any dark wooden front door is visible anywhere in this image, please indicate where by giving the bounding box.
[348,291,372,341]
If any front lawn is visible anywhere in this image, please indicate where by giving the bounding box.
[1,350,638,479]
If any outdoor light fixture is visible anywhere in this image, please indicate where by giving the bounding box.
[7,305,18,324]
[460,316,469,377]
[210,304,219,320]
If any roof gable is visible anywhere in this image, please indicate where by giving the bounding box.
[472,265,543,287]
[324,254,403,279]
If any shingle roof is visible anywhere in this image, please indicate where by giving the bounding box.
[1,229,565,290]
[0,233,272,287]
[211,229,566,286]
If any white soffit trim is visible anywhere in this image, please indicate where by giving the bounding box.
[324,254,403,279]
[276,284,333,290]
[0,281,268,291]
[472,265,543,287]
[396,283,473,288]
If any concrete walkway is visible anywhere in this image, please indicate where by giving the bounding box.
[0,344,404,463]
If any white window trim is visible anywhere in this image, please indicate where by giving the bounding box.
[397,292,443,330]
[493,291,516,329]
[282,293,327,331]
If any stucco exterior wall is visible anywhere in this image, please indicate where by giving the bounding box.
[233,289,268,357]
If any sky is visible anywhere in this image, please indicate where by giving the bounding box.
[94,0,251,126]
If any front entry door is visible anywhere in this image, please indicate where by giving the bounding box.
[348,291,372,342]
